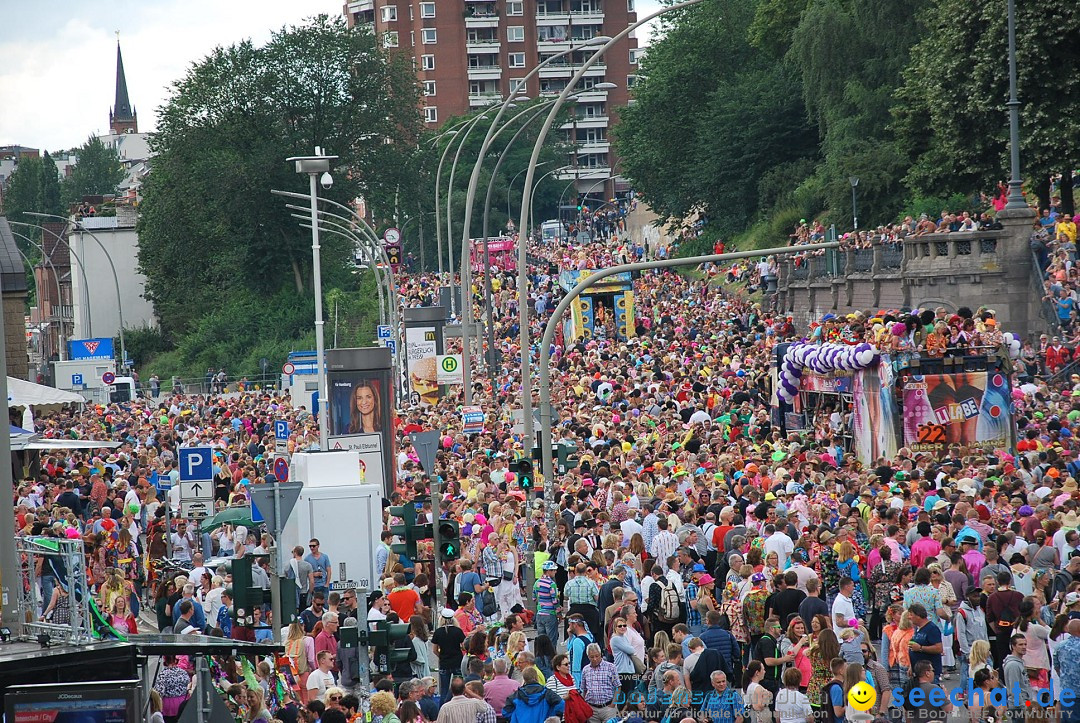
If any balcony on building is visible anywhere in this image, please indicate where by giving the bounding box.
[570,0,605,23]
[467,53,502,81]
[347,0,375,24]
[466,28,501,54]
[536,0,571,23]
[465,1,500,27]
[469,79,504,106]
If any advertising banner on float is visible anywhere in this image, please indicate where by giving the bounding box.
[327,347,395,494]
[800,372,852,394]
[900,371,1013,454]
[852,361,900,466]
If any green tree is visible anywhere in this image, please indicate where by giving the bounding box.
[2,155,44,227]
[61,135,125,204]
[895,0,1080,212]
[613,0,819,235]
[38,152,62,216]
[786,0,929,225]
[137,14,421,339]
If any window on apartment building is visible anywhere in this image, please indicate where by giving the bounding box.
[422,28,437,44]
[629,49,639,65]
[424,81,437,96]
[508,52,526,68]
[421,54,435,70]
[420,2,435,18]
[628,0,636,11]
[510,78,526,93]
[627,75,637,88]
[381,5,397,22]
[506,1,524,14]
[383,31,399,48]
[424,107,438,123]
[507,26,525,42]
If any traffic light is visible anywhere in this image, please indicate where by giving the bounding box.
[228,555,265,628]
[371,620,413,679]
[439,520,461,560]
[389,501,433,560]
[278,577,299,625]
[557,442,579,474]
[517,459,534,492]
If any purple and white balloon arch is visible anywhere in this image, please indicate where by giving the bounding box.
[777,342,880,404]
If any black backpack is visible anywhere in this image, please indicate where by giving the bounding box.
[820,681,843,723]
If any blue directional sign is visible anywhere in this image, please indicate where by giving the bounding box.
[178,447,214,482]
[385,339,397,355]
[274,420,289,441]
[71,373,84,387]
[377,325,392,339]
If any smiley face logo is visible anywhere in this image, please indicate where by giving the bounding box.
[847,681,877,712]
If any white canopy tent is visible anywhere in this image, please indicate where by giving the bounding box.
[7,376,85,412]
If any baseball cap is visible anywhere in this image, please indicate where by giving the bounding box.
[1067,592,1080,607]
[542,561,558,571]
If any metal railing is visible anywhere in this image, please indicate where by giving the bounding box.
[1031,249,1062,333]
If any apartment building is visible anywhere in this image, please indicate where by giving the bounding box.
[344,0,640,198]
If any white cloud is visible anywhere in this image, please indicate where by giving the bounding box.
[0,0,342,151]
[0,0,673,151]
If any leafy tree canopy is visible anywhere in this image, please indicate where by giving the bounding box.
[137,14,420,339]
[61,135,125,205]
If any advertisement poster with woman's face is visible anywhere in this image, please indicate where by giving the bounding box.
[328,370,395,493]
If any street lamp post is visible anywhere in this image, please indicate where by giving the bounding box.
[9,230,67,362]
[285,148,338,449]
[272,191,407,401]
[1004,0,1026,210]
[456,40,609,401]
[529,165,574,239]
[509,164,549,221]
[26,212,127,369]
[515,0,705,451]
[445,112,494,319]
[849,176,859,231]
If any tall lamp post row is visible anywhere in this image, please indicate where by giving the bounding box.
[514,0,706,448]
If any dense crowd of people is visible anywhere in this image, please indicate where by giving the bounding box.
[14,193,1080,723]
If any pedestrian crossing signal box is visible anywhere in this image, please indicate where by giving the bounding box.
[438,520,461,560]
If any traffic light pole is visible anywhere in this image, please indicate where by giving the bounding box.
[430,475,443,620]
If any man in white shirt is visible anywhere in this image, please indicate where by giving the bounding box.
[188,553,208,584]
[763,524,795,570]
[787,550,819,593]
[649,518,680,570]
[831,576,857,637]
[171,521,196,562]
[306,651,337,698]
[620,508,643,546]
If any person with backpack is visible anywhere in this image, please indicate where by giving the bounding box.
[648,561,685,638]
[566,615,595,687]
[820,657,847,723]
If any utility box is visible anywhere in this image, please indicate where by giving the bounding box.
[280,450,382,593]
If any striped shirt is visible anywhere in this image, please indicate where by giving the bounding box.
[686,582,701,628]
[481,547,503,581]
[580,660,619,707]
[565,576,599,606]
[535,575,559,614]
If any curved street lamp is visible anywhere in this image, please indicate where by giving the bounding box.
[515,0,705,446]
[8,229,67,361]
[25,211,128,368]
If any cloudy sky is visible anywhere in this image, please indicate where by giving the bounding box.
[0,0,664,153]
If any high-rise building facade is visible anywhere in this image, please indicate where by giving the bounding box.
[344,0,640,198]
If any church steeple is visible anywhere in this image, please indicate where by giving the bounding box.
[109,37,138,134]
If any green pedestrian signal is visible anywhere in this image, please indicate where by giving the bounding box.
[439,520,461,560]
[517,459,534,492]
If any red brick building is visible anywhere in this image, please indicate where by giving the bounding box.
[344,0,640,199]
